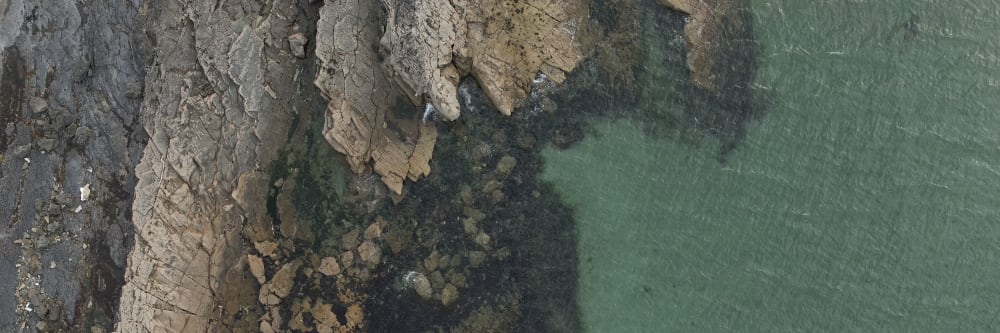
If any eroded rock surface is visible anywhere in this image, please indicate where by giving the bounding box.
[115,0,326,331]
[3,0,756,332]
[314,0,441,194]
[659,0,754,96]
[315,0,594,193]
[0,1,144,331]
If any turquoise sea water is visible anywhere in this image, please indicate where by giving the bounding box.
[543,0,1000,331]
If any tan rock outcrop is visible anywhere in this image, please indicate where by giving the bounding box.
[314,0,441,194]
[455,0,591,114]
[116,1,316,331]
[314,0,593,193]
[658,0,751,96]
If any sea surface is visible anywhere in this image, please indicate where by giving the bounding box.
[542,0,1000,331]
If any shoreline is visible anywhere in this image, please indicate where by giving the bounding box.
[0,0,760,331]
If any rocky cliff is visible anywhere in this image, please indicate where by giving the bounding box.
[315,0,592,193]
[115,0,324,331]
[658,0,760,156]
[1,0,144,331]
[0,0,755,331]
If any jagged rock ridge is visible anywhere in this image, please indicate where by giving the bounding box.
[315,0,593,193]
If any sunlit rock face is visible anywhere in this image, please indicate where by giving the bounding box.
[314,0,594,194]
[658,0,754,97]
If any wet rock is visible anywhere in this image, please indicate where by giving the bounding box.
[482,180,501,194]
[459,186,474,204]
[288,33,307,59]
[255,241,279,258]
[516,132,536,150]
[364,221,382,240]
[345,303,365,330]
[471,142,496,164]
[404,271,433,299]
[658,0,752,95]
[468,251,487,268]
[248,255,266,284]
[317,257,341,276]
[463,218,478,235]
[437,254,451,270]
[340,251,355,269]
[277,180,301,239]
[288,306,310,331]
[357,240,382,265]
[463,207,486,220]
[259,261,302,306]
[311,300,338,333]
[341,228,360,250]
[446,269,467,288]
[430,270,446,289]
[441,284,459,306]
[475,232,491,248]
[496,155,517,175]
[260,320,276,333]
[542,97,558,113]
[489,189,505,203]
[424,250,440,272]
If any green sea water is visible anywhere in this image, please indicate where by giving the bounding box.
[542,0,1000,331]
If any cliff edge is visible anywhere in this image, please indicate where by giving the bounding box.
[315,0,593,193]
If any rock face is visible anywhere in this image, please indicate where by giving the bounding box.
[314,0,593,193]
[3,0,753,331]
[115,0,324,331]
[313,0,440,194]
[1,1,144,331]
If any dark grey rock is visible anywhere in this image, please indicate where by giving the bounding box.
[0,0,145,331]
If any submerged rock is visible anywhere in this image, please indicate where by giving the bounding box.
[404,271,434,299]
[658,0,754,97]
[441,284,459,306]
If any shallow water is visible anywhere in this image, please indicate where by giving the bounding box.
[543,0,1000,331]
